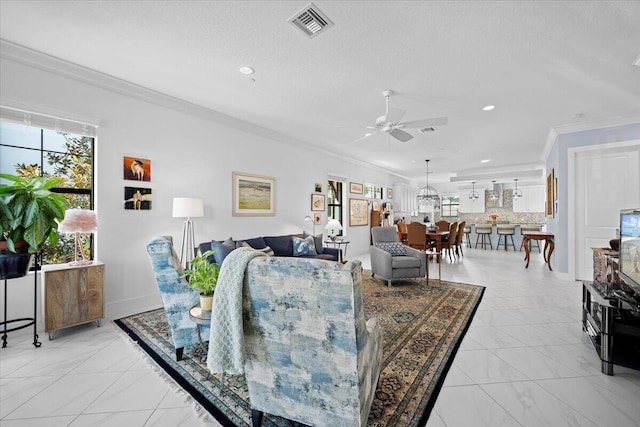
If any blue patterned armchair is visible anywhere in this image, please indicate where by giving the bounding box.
[242,257,383,426]
[146,236,208,361]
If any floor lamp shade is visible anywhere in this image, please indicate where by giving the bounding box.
[172,197,204,219]
[172,197,204,269]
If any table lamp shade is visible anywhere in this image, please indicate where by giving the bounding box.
[58,209,97,233]
[172,197,204,218]
[325,219,343,231]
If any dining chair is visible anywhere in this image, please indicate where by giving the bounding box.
[397,221,408,245]
[455,221,466,257]
[441,222,458,261]
[435,220,450,232]
[406,222,429,251]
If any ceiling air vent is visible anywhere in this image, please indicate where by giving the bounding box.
[418,127,436,134]
[289,3,334,39]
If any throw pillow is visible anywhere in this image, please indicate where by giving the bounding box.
[375,241,407,256]
[264,235,294,256]
[292,236,317,257]
[241,241,274,256]
[302,231,324,254]
[211,240,236,264]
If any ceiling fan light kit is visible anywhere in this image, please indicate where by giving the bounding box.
[354,89,448,143]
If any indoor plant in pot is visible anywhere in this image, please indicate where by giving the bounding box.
[0,173,69,279]
[181,249,219,311]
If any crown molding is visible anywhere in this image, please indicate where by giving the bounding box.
[0,39,409,180]
[541,114,640,162]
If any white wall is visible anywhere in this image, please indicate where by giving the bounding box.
[0,46,408,325]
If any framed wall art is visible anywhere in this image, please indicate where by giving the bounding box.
[350,182,363,194]
[123,156,151,182]
[386,188,393,199]
[315,183,322,193]
[311,193,325,211]
[124,187,152,210]
[349,198,369,226]
[546,168,554,218]
[232,172,276,217]
[314,213,321,225]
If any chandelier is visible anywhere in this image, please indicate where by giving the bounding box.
[512,178,523,199]
[469,181,479,201]
[417,159,440,209]
[487,180,499,201]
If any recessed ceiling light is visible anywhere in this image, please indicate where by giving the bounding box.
[481,159,491,163]
[482,105,495,111]
[239,66,255,75]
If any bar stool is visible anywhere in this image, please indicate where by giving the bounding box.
[520,224,542,252]
[475,225,493,249]
[496,225,516,251]
[464,225,471,247]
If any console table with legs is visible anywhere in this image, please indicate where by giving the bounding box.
[523,231,554,270]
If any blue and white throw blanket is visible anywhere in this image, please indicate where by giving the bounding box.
[206,247,265,375]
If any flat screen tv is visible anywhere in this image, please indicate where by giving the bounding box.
[619,208,640,293]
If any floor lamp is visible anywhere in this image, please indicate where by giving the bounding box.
[172,197,204,269]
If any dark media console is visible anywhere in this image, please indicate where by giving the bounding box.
[582,279,640,375]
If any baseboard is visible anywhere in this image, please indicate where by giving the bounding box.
[106,293,163,321]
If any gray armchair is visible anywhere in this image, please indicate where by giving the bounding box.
[370,226,426,287]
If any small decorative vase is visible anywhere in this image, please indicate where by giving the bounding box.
[200,294,213,312]
[491,218,497,225]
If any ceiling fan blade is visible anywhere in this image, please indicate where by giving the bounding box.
[384,107,406,124]
[400,116,448,128]
[351,131,378,143]
[389,128,413,142]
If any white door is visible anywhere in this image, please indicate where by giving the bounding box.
[575,145,640,280]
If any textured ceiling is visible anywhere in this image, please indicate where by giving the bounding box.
[1,1,639,186]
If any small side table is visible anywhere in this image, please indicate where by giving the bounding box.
[523,232,555,271]
[324,239,350,262]
[189,304,211,350]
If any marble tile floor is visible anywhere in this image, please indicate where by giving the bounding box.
[1,247,639,426]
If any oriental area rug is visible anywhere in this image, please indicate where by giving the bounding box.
[114,271,484,427]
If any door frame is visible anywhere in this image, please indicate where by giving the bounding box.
[567,139,640,281]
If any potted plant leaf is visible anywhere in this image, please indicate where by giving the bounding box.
[181,249,219,311]
[0,173,69,279]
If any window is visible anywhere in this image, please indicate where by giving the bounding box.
[364,183,383,199]
[0,121,95,265]
[327,180,344,237]
[441,195,460,218]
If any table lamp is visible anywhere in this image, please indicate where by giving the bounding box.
[172,197,204,269]
[325,219,343,241]
[58,208,97,265]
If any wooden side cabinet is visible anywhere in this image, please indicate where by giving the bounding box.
[41,261,105,338]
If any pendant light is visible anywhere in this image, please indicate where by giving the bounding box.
[512,178,523,199]
[469,181,479,201]
[417,159,440,209]
[488,180,499,201]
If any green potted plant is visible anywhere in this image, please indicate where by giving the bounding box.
[181,250,220,311]
[0,173,69,279]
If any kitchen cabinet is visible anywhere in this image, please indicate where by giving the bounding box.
[513,185,545,212]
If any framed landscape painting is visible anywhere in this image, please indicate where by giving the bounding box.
[350,182,363,194]
[349,198,369,226]
[232,172,276,216]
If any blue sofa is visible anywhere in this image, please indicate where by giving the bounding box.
[198,233,340,265]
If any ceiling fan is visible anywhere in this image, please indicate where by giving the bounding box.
[354,89,448,143]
